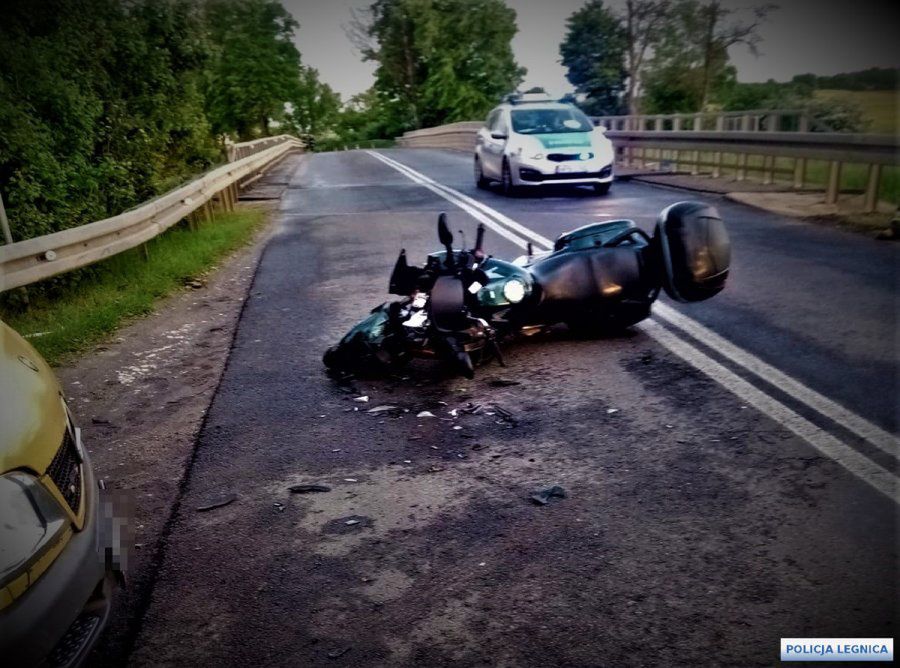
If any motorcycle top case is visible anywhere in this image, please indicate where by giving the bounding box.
[654,201,730,302]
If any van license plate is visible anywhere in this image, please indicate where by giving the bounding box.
[556,163,578,174]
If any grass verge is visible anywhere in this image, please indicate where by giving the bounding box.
[1,206,267,365]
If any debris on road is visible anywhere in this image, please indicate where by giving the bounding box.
[196,494,237,512]
[606,408,619,415]
[353,395,369,403]
[492,404,517,425]
[460,403,482,414]
[529,485,567,506]
[417,410,436,418]
[273,502,285,512]
[367,405,397,414]
[344,519,360,526]
[289,484,332,494]
[343,478,358,483]
[327,648,351,659]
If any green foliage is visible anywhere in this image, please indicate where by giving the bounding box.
[795,68,899,92]
[559,1,627,115]
[0,0,338,289]
[1,209,267,365]
[360,0,525,132]
[642,0,775,114]
[203,0,303,139]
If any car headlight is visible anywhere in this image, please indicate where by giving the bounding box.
[502,278,527,303]
[0,472,69,588]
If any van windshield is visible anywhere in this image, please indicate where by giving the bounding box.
[511,108,593,134]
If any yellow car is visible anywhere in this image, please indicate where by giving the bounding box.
[0,320,116,666]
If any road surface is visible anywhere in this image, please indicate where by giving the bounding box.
[126,149,897,667]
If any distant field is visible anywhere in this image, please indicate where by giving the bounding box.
[813,89,897,133]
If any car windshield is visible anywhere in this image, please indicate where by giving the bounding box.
[510,108,593,134]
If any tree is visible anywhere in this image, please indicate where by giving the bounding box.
[289,66,341,137]
[642,0,776,113]
[621,0,672,116]
[204,0,302,138]
[356,0,525,131]
[559,1,627,115]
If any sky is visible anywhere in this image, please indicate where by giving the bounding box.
[284,0,900,101]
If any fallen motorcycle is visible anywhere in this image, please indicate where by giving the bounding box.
[323,201,730,378]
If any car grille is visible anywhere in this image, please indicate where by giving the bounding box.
[547,152,593,162]
[47,428,82,514]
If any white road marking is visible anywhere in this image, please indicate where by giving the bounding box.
[653,303,899,459]
[639,320,898,503]
[367,149,899,502]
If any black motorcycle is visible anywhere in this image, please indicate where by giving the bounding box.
[323,201,730,378]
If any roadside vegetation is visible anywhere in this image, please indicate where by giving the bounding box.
[1,208,267,365]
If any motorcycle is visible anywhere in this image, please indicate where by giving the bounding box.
[323,201,731,378]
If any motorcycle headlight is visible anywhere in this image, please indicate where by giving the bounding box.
[0,472,69,589]
[502,278,527,304]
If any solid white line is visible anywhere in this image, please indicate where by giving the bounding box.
[653,303,899,459]
[368,149,899,501]
[639,320,898,503]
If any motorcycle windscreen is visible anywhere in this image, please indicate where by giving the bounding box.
[654,201,730,302]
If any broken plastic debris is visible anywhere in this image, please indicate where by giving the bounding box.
[606,408,619,414]
[196,494,237,512]
[353,396,369,403]
[448,408,459,417]
[529,485,567,506]
[289,484,332,494]
[367,405,397,414]
[344,478,358,483]
[344,519,360,526]
[452,425,462,430]
[416,410,436,418]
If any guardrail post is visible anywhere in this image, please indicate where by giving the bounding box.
[654,116,663,131]
[736,153,747,181]
[741,115,751,132]
[863,164,882,213]
[825,161,842,204]
[762,155,774,185]
[672,117,682,132]
[798,114,810,133]
[793,158,806,189]
[693,115,702,131]
[0,193,12,245]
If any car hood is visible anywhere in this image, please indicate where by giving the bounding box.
[532,132,593,150]
[0,321,66,475]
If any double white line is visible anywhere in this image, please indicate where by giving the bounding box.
[367,149,899,503]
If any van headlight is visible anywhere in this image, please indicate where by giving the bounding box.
[502,278,527,303]
[0,472,69,589]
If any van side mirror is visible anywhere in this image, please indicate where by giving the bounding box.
[654,201,730,302]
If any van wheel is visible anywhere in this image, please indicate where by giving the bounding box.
[474,157,489,189]
[501,159,519,197]
[594,182,611,196]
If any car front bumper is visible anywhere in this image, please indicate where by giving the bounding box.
[0,455,115,667]
[512,157,613,186]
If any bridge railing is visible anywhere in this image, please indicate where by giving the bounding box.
[592,109,821,133]
[1,136,303,292]
[395,120,898,213]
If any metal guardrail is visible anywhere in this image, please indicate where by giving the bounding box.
[0,136,303,292]
[608,130,898,210]
[593,109,820,133]
[396,121,898,213]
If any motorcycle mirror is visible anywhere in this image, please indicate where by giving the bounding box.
[474,224,486,259]
[438,212,454,247]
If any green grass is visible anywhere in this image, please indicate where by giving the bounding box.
[814,90,898,134]
[1,207,267,365]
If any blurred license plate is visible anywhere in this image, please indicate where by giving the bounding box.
[556,163,579,174]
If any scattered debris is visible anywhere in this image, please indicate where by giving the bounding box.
[343,478,358,483]
[353,396,370,403]
[196,494,237,512]
[289,484,332,494]
[606,408,619,415]
[489,378,521,387]
[460,403,482,414]
[273,502,285,512]
[327,648,351,659]
[529,485,567,506]
[402,460,412,464]
[416,410,436,418]
[492,404,517,425]
[453,425,462,430]
[448,408,459,417]
[367,405,397,414]
[344,519,360,526]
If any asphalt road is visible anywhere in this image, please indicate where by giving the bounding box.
[128,149,897,667]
